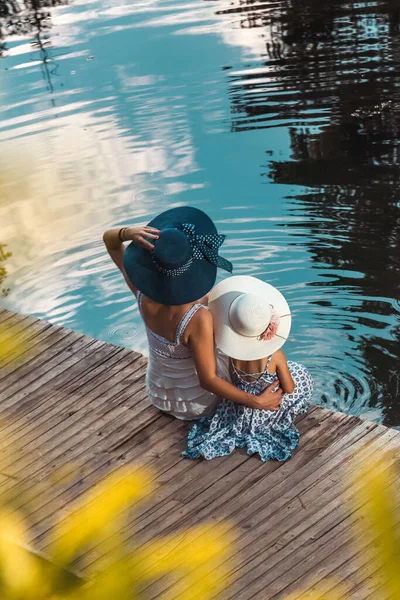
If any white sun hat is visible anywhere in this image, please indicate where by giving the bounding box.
[209,275,292,361]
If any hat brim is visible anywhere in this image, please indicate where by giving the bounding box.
[209,276,291,360]
[123,206,218,305]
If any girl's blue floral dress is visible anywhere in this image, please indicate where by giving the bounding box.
[183,357,313,462]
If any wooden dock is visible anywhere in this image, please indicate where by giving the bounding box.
[0,307,399,599]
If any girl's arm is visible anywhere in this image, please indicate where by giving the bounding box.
[188,309,283,411]
[274,350,295,394]
[102,226,159,296]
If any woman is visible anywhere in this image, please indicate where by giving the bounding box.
[103,206,283,420]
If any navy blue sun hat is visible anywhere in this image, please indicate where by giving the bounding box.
[123,206,233,305]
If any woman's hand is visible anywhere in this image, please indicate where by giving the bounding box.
[123,226,160,251]
[253,381,283,411]
[103,225,160,296]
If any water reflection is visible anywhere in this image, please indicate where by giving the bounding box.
[269,126,400,425]
[225,0,400,131]
[0,0,399,424]
[222,0,400,424]
[0,0,68,94]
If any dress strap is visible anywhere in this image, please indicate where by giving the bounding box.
[176,304,205,343]
[261,355,274,381]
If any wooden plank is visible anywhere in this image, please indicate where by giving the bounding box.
[127,407,337,537]
[291,463,400,600]
[1,309,400,600]
[128,413,364,545]
[0,308,29,325]
[1,376,152,490]
[0,322,67,380]
[225,430,400,600]
[0,351,147,459]
[119,425,386,600]
[0,320,55,374]
[78,410,367,574]
[31,411,187,547]
[22,400,160,541]
[39,396,324,552]
[226,426,395,579]
[1,344,128,437]
[264,468,400,600]
[2,378,152,495]
[0,311,52,371]
[0,329,83,399]
[0,335,117,411]
[4,390,159,542]
[350,576,388,600]
[135,427,398,600]
[1,346,135,436]
[77,411,336,572]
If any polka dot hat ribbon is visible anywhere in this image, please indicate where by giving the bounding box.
[182,223,233,273]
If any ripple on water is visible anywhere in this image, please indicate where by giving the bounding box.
[106,322,139,342]
[133,188,165,203]
[318,367,383,423]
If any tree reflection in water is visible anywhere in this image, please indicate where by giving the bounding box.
[0,0,67,93]
[220,0,400,425]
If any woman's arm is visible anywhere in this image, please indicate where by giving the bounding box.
[273,350,295,394]
[187,309,283,411]
[102,226,159,296]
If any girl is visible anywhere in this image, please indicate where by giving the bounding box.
[103,207,283,421]
[183,275,314,461]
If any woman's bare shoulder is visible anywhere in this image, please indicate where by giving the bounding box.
[271,349,288,366]
[183,304,213,345]
[192,304,213,328]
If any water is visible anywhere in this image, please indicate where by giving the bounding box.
[0,0,399,426]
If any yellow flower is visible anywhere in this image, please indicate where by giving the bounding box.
[0,511,43,598]
[50,466,154,565]
[0,322,28,364]
[0,458,233,599]
[351,452,400,598]
[134,522,233,599]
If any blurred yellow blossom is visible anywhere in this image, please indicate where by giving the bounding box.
[0,321,28,364]
[351,452,400,598]
[0,511,42,597]
[50,466,155,564]
[135,522,233,600]
[0,462,232,600]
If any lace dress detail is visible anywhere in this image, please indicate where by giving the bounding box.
[183,355,313,461]
[137,291,220,420]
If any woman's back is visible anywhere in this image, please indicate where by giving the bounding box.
[137,291,204,359]
[137,291,219,420]
[137,292,205,346]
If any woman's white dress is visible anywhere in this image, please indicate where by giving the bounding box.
[137,291,220,420]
